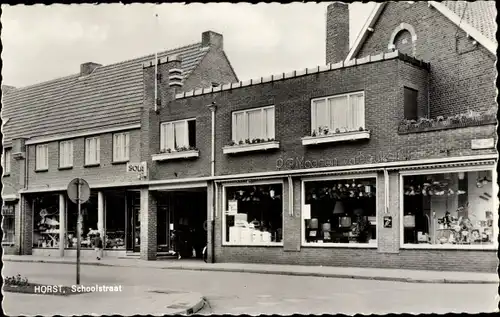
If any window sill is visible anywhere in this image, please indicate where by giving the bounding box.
[58,166,73,171]
[152,150,200,161]
[302,130,371,145]
[302,242,378,248]
[223,141,280,154]
[111,160,129,165]
[84,163,100,168]
[400,244,497,251]
[35,169,48,173]
[222,242,283,247]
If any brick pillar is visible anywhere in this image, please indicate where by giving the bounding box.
[284,177,301,252]
[206,182,214,263]
[20,194,33,255]
[98,191,105,247]
[140,188,157,260]
[377,171,400,254]
[59,194,66,257]
[13,201,22,255]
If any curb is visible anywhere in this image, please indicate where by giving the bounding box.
[166,293,206,315]
[4,258,497,285]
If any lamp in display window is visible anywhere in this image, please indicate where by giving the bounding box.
[476,171,491,188]
[269,188,275,199]
[403,212,416,228]
[458,172,465,180]
[333,201,351,228]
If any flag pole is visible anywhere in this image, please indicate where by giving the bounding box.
[154,12,159,113]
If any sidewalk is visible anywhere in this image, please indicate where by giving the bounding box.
[3,254,498,284]
[3,284,205,316]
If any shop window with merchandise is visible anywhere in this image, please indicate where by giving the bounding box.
[2,204,16,245]
[223,183,283,245]
[66,192,98,249]
[32,194,60,248]
[402,169,496,248]
[302,177,377,246]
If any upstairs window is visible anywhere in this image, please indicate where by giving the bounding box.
[404,87,418,120]
[35,144,49,171]
[232,106,275,143]
[3,149,11,175]
[59,141,74,168]
[85,137,100,165]
[160,119,196,151]
[311,92,365,134]
[113,132,130,162]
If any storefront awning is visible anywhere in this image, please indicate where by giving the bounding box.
[387,159,496,171]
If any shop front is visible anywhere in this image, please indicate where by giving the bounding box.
[213,158,498,272]
[155,188,208,259]
[27,188,143,258]
[2,198,18,254]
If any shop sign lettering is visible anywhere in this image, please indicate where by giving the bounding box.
[276,150,416,170]
[126,162,148,177]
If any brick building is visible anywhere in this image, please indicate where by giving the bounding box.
[1,31,238,258]
[2,2,498,272]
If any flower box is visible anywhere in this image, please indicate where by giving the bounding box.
[152,150,199,161]
[302,130,371,145]
[223,141,280,154]
[398,110,497,135]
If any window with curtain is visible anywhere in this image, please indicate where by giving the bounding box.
[85,137,100,165]
[311,92,365,134]
[4,149,11,174]
[160,119,196,151]
[35,144,49,171]
[232,106,275,143]
[113,132,130,162]
[59,141,73,168]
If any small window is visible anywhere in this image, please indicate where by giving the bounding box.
[160,119,196,151]
[85,137,100,165]
[113,132,130,162]
[35,144,49,171]
[311,92,365,134]
[232,106,275,143]
[59,141,73,168]
[404,87,418,120]
[3,149,11,175]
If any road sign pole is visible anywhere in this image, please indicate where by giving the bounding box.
[76,179,81,285]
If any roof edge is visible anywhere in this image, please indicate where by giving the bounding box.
[429,1,497,55]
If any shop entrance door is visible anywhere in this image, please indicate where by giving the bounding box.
[126,192,141,253]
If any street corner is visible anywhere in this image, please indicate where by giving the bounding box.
[148,290,206,315]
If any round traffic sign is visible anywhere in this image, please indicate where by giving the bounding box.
[67,178,91,204]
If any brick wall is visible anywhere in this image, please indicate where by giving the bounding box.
[26,129,142,191]
[183,48,238,92]
[354,2,497,117]
[171,58,495,179]
[140,188,157,260]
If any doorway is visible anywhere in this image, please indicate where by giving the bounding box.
[126,191,141,253]
[156,189,207,259]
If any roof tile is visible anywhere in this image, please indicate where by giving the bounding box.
[2,43,209,142]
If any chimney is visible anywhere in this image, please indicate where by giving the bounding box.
[80,62,102,76]
[326,2,349,64]
[202,31,223,51]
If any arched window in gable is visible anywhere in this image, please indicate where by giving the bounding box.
[388,23,417,57]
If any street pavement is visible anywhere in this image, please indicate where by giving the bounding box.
[2,261,498,315]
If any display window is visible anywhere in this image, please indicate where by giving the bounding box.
[104,192,126,249]
[402,168,497,248]
[32,194,60,248]
[2,204,16,244]
[66,192,98,249]
[223,182,283,245]
[302,176,377,246]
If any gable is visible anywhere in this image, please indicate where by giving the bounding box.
[346,1,496,62]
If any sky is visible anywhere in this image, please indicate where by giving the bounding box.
[1,2,376,88]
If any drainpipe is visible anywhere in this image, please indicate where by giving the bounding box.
[207,102,217,263]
